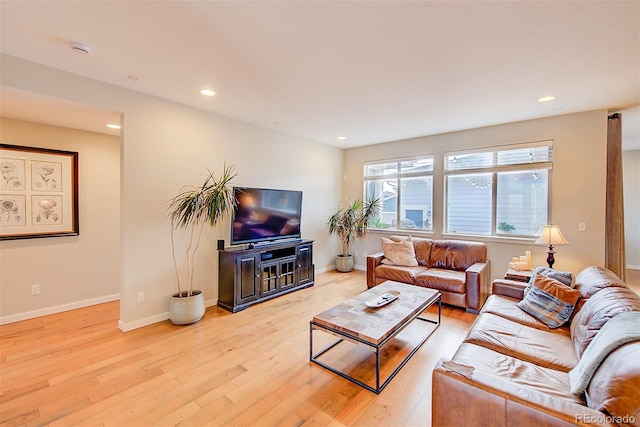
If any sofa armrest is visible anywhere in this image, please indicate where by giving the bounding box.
[465,261,489,313]
[366,252,385,288]
[492,279,527,300]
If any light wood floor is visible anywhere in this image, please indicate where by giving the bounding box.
[1,271,476,427]
[626,268,640,295]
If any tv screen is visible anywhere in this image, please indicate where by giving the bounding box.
[231,187,302,245]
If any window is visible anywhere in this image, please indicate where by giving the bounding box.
[364,156,433,231]
[445,141,553,238]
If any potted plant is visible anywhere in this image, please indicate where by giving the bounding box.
[167,165,237,324]
[328,196,381,272]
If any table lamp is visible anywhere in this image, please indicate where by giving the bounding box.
[535,224,570,268]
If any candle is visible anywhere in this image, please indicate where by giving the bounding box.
[525,251,532,270]
[512,257,519,263]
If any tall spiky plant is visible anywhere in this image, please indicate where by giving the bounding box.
[328,196,381,257]
[168,165,237,297]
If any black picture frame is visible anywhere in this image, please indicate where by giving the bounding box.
[0,143,79,240]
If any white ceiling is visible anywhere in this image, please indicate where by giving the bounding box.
[1,1,639,149]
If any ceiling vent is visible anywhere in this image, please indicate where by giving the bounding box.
[69,41,91,55]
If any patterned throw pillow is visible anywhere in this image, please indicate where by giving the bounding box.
[524,266,574,296]
[381,237,418,267]
[517,273,581,328]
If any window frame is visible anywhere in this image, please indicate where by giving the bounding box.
[444,140,554,239]
[363,154,434,233]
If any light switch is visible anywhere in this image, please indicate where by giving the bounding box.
[578,222,587,232]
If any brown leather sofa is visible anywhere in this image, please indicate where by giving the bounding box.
[433,266,640,427]
[366,236,489,312]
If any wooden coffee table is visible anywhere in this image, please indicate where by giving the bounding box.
[309,280,441,394]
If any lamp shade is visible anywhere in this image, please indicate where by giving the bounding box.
[535,224,570,245]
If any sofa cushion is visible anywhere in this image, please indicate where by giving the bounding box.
[570,285,640,358]
[464,312,578,372]
[415,268,466,293]
[523,266,574,296]
[451,342,584,405]
[381,237,418,266]
[389,235,432,266]
[429,240,486,271]
[585,341,640,424]
[481,294,571,336]
[374,264,427,284]
[517,273,581,328]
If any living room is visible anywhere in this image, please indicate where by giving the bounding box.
[1,1,639,426]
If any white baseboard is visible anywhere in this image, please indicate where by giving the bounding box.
[315,265,335,274]
[317,265,365,273]
[118,298,219,332]
[0,293,120,325]
[627,265,640,270]
[118,312,169,332]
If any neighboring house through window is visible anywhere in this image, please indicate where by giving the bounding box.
[445,140,553,238]
[364,156,434,231]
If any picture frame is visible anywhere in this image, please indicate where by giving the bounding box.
[0,143,79,240]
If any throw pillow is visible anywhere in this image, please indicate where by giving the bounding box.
[524,266,574,296]
[381,237,418,267]
[517,273,581,328]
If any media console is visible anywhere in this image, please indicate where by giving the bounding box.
[218,239,314,313]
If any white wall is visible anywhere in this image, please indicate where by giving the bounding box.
[343,110,609,280]
[0,118,121,322]
[1,54,342,330]
[623,149,640,269]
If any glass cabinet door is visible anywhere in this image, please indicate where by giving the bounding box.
[279,258,296,289]
[261,262,278,295]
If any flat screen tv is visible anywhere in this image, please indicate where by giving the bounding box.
[231,187,303,246]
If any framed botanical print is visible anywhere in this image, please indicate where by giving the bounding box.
[0,144,79,240]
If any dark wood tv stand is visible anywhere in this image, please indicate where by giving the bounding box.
[218,239,314,313]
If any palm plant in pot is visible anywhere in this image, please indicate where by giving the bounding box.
[167,165,237,324]
[328,196,380,272]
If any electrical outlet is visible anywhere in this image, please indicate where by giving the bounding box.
[137,291,144,303]
[31,284,40,295]
[578,222,587,232]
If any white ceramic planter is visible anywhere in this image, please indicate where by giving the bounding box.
[335,254,354,272]
[169,290,205,325]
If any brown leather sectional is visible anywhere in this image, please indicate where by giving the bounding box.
[432,266,640,426]
[366,236,489,312]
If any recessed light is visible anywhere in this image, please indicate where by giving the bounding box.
[200,89,215,96]
[538,96,556,103]
[337,136,347,140]
[106,124,121,129]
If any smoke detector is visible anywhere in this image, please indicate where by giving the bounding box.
[69,41,91,55]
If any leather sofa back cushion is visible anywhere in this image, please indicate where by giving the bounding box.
[585,342,640,425]
[429,240,487,271]
[573,266,627,316]
[570,286,640,358]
